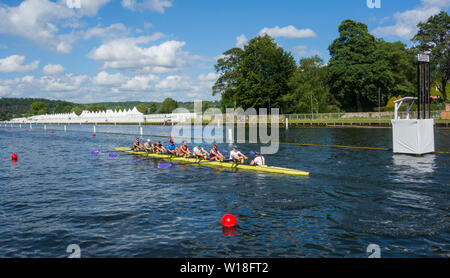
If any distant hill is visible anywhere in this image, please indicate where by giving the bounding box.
[0,98,221,120]
[0,98,77,121]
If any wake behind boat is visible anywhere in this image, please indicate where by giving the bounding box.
[115,147,309,176]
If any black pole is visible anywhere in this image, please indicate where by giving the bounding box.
[427,62,431,119]
[417,62,421,119]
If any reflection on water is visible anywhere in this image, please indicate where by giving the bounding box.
[391,154,436,184]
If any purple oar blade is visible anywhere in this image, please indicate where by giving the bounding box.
[109,154,119,158]
[158,163,172,169]
[132,158,143,162]
[250,151,255,155]
[91,151,100,155]
[221,150,228,153]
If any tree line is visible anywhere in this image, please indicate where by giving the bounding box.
[213,12,449,113]
[0,97,220,120]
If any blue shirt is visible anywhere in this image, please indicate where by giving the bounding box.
[166,143,177,154]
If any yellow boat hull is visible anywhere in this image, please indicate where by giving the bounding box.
[115,148,309,176]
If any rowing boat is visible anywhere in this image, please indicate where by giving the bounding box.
[115,147,309,176]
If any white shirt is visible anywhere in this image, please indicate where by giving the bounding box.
[230,150,242,160]
[253,156,265,166]
[193,146,204,156]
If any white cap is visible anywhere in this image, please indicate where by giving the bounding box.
[147,139,151,142]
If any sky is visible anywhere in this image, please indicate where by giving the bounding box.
[0,0,448,103]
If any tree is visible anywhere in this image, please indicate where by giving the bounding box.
[328,20,379,111]
[87,105,107,112]
[53,102,73,114]
[213,35,297,112]
[158,98,178,113]
[114,106,125,111]
[412,11,450,101]
[327,20,415,112]
[136,103,148,114]
[377,41,416,98]
[284,56,330,113]
[149,102,158,114]
[28,101,50,115]
[213,47,244,109]
[71,107,83,116]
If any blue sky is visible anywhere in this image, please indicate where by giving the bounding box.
[0,0,448,103]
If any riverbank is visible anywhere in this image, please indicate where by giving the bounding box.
[3,120,449,129]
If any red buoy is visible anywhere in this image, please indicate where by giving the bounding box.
[221,214,237,228]
[51,131,54,133]
[11,153,18,161]
[93,133,96,136]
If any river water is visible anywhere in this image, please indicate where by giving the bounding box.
[0,124,449,257]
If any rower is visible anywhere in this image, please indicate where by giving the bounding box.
[154,141,166,153]
[250,152,265,166]
[179,141,191,157]
[209,143,225,161]
[193,143,208,159]
[166,138,178,156]
[144,139,154,152]
[133,138,144,151]
[230,146,247,164]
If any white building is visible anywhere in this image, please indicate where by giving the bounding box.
[6,107,196,124]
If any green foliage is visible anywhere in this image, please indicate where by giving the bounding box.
[386,95,402,108]
[149,102,158,114]
[136,103,148,114]
[213,35,296,112]
[284,56,330,113]
[87,105,107,112]
[71,107,83,116]
[114,106,125,111]
[412,11,450,101]
[0,98,78,120]
[327,20,415,112]
[53,102,74,114]
[158,98,178,113]
[28,101,50,115]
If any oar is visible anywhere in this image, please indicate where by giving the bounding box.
[158,163,172,169]
[91,151,100,155]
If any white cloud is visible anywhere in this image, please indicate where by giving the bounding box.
[43,64,65,75]
[373,0,450,39]
[121,74,159,90]
[83,23,129,40]
[121,0,172,13]
[93,71,127,86]
[74,0,111,17]
[40,73,89,92]
[0,0,110,53]
[144,22,154,29]
[236,34,248,49]
[291,45,321,57]
[198,72,219,82]
[258,25,317,39]
[0,55,39,73]
[88,37,191,73]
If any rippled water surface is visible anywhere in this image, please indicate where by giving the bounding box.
[0,125,449,257]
